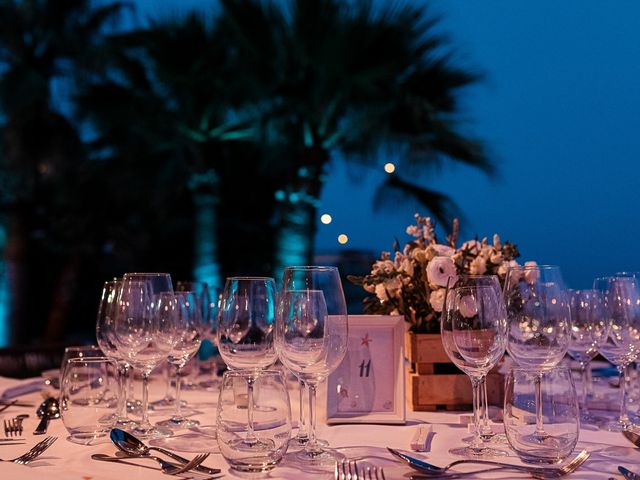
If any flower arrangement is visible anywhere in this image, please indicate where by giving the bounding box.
[348,214,530,333]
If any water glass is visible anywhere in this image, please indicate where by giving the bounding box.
[217,370,291,472]
[504,366,579,464]
[60,357,117,444]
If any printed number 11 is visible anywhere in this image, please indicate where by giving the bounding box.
[359,360,371,377]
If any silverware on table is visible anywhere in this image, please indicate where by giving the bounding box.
[109,428,221,475]
[4,415,26,437]
[0,436,57,464]
[335,460,386,480]
[0,400,17,413]
[388,447,590,477]
[33,397,60,435]
[623,429,640,447]
[620,466,640,480]
[91,453,211,476]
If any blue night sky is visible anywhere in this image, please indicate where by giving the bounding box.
[134,1,640,289]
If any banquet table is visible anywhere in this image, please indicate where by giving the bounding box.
[0,372,637,480]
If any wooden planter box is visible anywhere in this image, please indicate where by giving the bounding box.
[407,332,503,411]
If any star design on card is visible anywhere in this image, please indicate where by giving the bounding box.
[361,333,372,347]
[339,387,349,398]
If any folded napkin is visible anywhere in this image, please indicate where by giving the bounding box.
[0,378,43,400]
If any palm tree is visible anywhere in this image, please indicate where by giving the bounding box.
[0,0,126,344]
[219,0,493,280]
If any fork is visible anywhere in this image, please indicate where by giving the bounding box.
[336,459,360,480]
[360,465,386,480]
[4,418,23,437]
[0,436,57,464]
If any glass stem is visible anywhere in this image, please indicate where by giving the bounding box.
[305,383,322,455]
[470,376,483,450]
[580,362,590,415]
[480,376,493,439]
[116,362,129,421]
[534,372,546,438]
[298,380,308,438]
[174,364,183,420]
[618,364,630,426]
[141,372,151,428]
[245,377,257,445]
[164,362,173,401]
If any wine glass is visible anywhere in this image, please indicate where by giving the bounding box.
[442,275,507,457]
[504,264,571,444]
[157,291,203,429]
[593,276,640,431]
[275,266,348,464]
[567,289,608,423]
[216,277,278,451]
[113,275,173,438]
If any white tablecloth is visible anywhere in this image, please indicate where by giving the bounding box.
[0,373,636,479]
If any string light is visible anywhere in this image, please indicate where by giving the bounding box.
[384,162,396,174]
[338,234,349,244]
[320,214,332,224]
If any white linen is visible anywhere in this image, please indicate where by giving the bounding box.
[0,374,636,479]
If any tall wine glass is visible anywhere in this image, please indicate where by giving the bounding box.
[567,289,608,423]
[96,279,133,427]
[157,291,202,429]
[114,275,173,438]
[276,266,348,464]
[216,277,278,450]
[593,276,640,431]
[504,264,571,444]
[443,275,507,457]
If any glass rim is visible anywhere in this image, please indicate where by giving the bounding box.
[65,356,113,364]
[507,264,559,271]
[283,266,338,272]
[226,276,275,281]
[64,345,101,352]
[222,369,284,378]
[507,365,571,374]
[123,272,171,277]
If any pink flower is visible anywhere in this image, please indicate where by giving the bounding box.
[429,288,446,312]
[426,256,457,287]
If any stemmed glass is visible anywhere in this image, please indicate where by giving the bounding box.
[567,289,608,423]
[442,275,507,457]
[113,273,174,438]
[96,279,133,427]
[504,264,571,445]
[593,276,640,431]
[216,277,278,450]
[157,291,202,429]
[276,266,348,464]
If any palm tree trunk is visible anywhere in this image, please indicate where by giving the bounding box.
[191,171,222,289]
[273,147,328,282]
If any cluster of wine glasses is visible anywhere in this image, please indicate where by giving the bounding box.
[443,265,640,465]
[94,273,216,439]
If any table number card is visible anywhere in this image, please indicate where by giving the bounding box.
[326,315,405,424]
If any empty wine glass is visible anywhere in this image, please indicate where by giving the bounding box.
[593,276,640,431]
[567,289,608,423]
[216,277,278,451]
[157,291,203,429]
[504,264,571,444]
[276,266,348,465]
[443,275,507,457]
[113,275,173,438]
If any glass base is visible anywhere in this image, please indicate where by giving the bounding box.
[450,445,508,457]
[131,424,173,439]
[228,437,276,453]
[157,416,200,430]
[293,447,345,467]
[66,433,111,445]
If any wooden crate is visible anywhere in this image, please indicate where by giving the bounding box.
[407,333,504,411]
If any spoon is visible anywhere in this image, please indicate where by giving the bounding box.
[33,397,60,435]
[110,428,221,475]
[623,429,640,447]
[91,453,209,475]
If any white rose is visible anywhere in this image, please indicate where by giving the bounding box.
[470,256,487,275]
[458,294,478,318]
[429,288,446,312]
[426,256,457,287]
[432,244,455,257]
[412,248,427,263]
[499,259,520,279]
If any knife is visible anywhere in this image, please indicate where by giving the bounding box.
[619,466,640,480]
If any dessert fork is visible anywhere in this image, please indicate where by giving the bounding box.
[0,436,57,464]
[336,460,387,480]
[4,417,24,437]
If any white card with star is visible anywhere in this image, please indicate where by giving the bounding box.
[326,315,405,424]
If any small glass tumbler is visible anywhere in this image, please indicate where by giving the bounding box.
[217,370,291,472]
[60,357,117,444]
[504,366,579,464]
